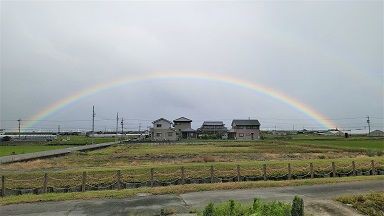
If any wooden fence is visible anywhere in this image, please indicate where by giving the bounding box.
[1,160,383,197]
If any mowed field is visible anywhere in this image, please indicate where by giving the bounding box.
[0,136,383,173]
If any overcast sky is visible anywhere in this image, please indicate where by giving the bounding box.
[1,1,383,132]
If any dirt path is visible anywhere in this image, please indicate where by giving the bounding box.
[1,180,382,216]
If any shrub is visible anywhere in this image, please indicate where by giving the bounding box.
[199,198,291,216]
[1,136,12,142]
[291,196,304,216]
[203,202,214,216]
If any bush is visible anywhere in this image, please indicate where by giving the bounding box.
[199,198,291,216]
[203,203,214,216]
[291,196,304,216]
[1,136,12,142]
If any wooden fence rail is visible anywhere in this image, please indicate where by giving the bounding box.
[1,160,382,197]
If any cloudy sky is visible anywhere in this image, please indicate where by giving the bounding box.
[1,1,383,132]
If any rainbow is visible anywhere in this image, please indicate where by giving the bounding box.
[25,72,337,129]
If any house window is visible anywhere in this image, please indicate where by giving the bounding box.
[168,132,173,137]
[239,133,244,137]
[156,124,162,128]
[156,133,161,137]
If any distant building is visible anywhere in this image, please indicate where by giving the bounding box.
[173,117,196,139]
[369,130,384,137]
[150,118,177,141]
[229,119,261,140]
[197,121,228,137]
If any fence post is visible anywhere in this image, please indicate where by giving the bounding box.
[1,176,5,197]
[237,165,241,182]
[332,162,336,177]
[210,165,214,183]
[352,161,356,176]
[82,171,87,192]
[43,173,48,193]
[181,166,185,185]
[117,170,121,190]
[310,163,314,179]
[288,163,292,180]
[150,168,154,187]
[263,164,267,181]
[371,160,375,175]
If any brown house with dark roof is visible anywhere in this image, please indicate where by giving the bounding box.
[230,119,260,140]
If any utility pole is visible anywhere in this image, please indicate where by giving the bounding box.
[91,105,95,144]
[366,116,371,135]
[138,123,141,134]
[92,105,95,134]
[121,118,124,135]
[17,119,21,138]
[115,113,119,142]
[58,125,60,136]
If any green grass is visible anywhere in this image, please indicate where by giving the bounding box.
[199,198,291,216]
[289,138,384,151]
[0,145,72,157]
[48,135,115,145]
[0,175,382,206]
[0,135,116,156]
[336,192,384,216]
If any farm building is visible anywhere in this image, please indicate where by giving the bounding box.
[229,119,261,140]
[173,117,196,139]
[197,121,228,137]
[150,118,177,141]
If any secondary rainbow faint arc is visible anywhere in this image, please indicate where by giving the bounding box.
[25,72,337,129]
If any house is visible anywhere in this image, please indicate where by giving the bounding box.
[369,130,384,137]
[173,117,196,139]
[229,119,261,140]
[150,118,177,141]
[197,121,228,137]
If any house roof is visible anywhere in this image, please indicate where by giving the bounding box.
[173,117,192,122]
[202,121,224,126]
[181,128,195,132]
[152,118,173,124]
[231,119,260,126]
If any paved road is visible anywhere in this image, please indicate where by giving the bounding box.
[1,180,382,216]
[0,142,116,164]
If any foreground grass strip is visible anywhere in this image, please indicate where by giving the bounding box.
[1,175,383,206]
[336,192,384,216]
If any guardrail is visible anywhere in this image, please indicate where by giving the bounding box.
[1,160,383,197]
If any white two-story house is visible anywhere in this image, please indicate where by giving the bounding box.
[150,118,177,141]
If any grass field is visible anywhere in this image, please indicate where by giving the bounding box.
[288,137,384,150]
[336,192,384,216]
[0,136,382,198]
[1,137,382,172]
[0,135,116,157]
[0,145,73,157]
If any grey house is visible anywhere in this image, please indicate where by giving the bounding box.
[173,117,196,139]
[230,119,261,140]
[197,121,228,137]
[150,118,177,141]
